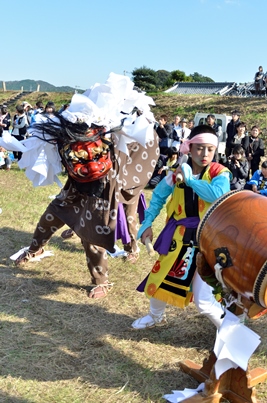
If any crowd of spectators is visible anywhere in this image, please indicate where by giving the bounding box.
[150,110,266,196]
[0,101,266,198]
[0,100,70,169]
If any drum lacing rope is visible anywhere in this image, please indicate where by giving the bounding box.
[214,263,246,313]
[214,262,227,289]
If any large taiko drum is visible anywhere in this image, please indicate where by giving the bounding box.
[197,190,267,308]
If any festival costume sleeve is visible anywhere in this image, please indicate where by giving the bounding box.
[259,189,267,196]
[181,163,230,203]
[137,177,173,239]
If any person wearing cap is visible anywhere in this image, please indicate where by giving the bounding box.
[225,110,241,158]
[132,124,231,330]
[23,103,34,126]
[175,118,191,142]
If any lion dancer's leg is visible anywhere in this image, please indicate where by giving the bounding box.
[82,241,113,299]
[16,204,65,265]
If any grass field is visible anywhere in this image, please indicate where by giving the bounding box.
[1,91,267,402]
[0,164,267,403]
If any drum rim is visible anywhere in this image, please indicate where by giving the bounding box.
[196,189,241,245]
[253,261,267,308]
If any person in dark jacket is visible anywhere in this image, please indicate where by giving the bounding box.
[156,114,173,155]
[225,110,241,157]
[0,106,11,136]
[206,114,219,133]
[254,66,264,97]
[247,125,265,175]
[226,145,249,190]
[206,114,221,162]
[11,105,28,161]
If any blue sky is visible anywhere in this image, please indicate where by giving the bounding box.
[1,0,266,90]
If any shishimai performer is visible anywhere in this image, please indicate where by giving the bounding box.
[132,125,232,329]
[13,73,159,299]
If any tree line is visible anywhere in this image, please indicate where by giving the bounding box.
[132,66,214,92]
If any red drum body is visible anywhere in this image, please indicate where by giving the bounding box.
[197,190,267,308]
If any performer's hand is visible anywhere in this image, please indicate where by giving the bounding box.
[174,166,184,183]
[141,227,153,245]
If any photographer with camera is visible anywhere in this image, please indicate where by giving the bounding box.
[226,145,249,190]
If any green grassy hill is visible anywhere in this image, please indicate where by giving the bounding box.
[2,90,267,138]
[0,91,73,115]
[151,93,267,135]
[2,79,77,92]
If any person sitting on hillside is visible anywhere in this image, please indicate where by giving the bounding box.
[245,160,267,196]
[0,106,11,136]
[226,145,249,190]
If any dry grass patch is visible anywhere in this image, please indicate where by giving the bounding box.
[0,168,267,402]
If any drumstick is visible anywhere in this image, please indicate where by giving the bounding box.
[145,237,155,257]
[176,154,188,183]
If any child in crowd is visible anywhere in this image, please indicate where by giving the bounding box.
[132,125,231,330]
[245,160,267,196]
[226,145,249,190]
[0,146,12,170]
